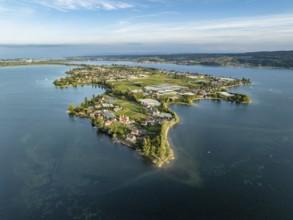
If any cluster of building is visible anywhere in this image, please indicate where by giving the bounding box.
[125,127,142,144]
[56,66,151,85]
[139,98,174,126]
[132,82,209,101]
[76,96,144,144]
[144,84,190,97]
[0,58,33,63]
[66,66,243,146]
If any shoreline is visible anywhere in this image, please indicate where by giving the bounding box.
[73,94,249,167]
[1,60,293,70]
[154,112,179,167]
[55,64,251,168]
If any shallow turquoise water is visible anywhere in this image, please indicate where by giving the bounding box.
[0,63,293,219]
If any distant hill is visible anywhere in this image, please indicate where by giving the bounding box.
[80,50,293,68]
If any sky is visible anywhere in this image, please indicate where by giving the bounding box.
[0,0,293,57]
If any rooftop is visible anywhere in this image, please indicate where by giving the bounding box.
[219,92,235,97]
[145,84,188,92]
[140,99,161,107]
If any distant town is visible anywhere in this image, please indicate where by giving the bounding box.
[54,65,251,167]
[1,50,293,68]
[78,50,293,68]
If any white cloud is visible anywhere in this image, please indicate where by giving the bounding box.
[0,5,34,15]
[0,6,11,13]
[108,14,293,44]
[36,0,134,11]
[0,12,293,52]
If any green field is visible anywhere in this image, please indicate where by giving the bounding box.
[114,100,146,120]
[109,74,201,93]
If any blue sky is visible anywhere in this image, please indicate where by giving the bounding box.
[0,0,293,55]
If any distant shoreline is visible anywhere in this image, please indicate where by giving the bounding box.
[1,60,292,70]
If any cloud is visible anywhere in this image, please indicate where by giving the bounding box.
[0,5,32,14]
[0,4,35,18]
[0,11,293,53]
[109,14,293,44]
[0,6,12,13]
[36,0,134,11]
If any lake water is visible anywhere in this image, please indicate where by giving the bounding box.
[0,63,293,219]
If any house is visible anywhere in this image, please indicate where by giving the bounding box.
[87,109,93,115]
[78,112,86,117]
[104,120,113,126]
[143,119,156,126]
[102,103,114,108]
[150,108,160,116]
[103,111,115,119]
[94,111,102,117]
[159,113,172,119]
[111,117,117,123]
[119,114,131,125]
[126,134,137,144]
[131,128,140,136]
[86,106,95,115]
[114,106,122,112]
[95,104,101,109]
[141,120,148,126]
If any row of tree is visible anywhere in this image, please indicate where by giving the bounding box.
[211,92,250,103]
[142,121,173,164]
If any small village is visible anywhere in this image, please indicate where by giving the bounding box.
[55,65,251,167]
[71,93,177,148]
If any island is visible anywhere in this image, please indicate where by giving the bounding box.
[54,65,251,167]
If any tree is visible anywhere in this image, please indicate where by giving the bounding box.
[143,138,151,156]
[157,144,166,159]
[84,97,89,107]
[68,103,75,113]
